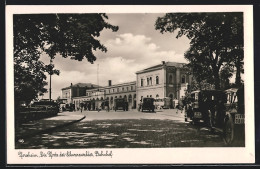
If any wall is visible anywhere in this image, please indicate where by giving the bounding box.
[136,68,165,106]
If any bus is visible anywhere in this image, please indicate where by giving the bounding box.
[154,97,171,109]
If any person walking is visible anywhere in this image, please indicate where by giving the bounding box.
[80,102,84,113]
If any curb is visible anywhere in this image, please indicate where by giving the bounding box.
[16,115,86,142]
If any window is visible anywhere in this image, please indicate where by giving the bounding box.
[147,78,149,86]
[156,76,159,84]
[141,79,144,86]
[150,77,152,85]
[156,94,159,97]
[131,86,133,90]
[182,75,186,83]
[169,75,173,84]
[126,87,128,91]
[122,87,124,91]
[113,89,115,93]
[150,95,152,98]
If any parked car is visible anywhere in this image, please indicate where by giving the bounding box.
[222,87,245,145]
[188,90,225,125]
[141,97,155,112]
[114,98,128,111]
[154,97,171,109]
[186,87,245,145]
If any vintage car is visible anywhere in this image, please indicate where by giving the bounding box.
[186,87,245,145]
[222,87,245,145]
[114,98,128,111]
[188,90,226,125]
[141,97,155,112]
[154,97,171,109]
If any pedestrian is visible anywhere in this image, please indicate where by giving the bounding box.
[80,102,83,113]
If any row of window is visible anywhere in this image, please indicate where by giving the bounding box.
[140,76,160,87]
[140,75,187,87]
[106,85,135,94]
[85,86,135,96]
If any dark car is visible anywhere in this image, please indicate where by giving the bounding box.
[222,87,245,145]
[114,98,128,111]
[187,87,245,145]
[188,90,225,125]
[31,100,59,116]
[141,97,155,112]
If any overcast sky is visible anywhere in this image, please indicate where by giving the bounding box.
[40,13,192,100]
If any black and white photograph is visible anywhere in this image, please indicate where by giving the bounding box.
[6,5,254,164]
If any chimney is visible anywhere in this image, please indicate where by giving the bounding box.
[162,61,165,65]
[108,80,112,86]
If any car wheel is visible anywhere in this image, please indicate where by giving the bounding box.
[223,114,234,145]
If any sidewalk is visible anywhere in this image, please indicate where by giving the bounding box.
[15,111,85,141]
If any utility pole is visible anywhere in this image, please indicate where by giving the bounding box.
[49,59,52,101]
[97,63,99,91]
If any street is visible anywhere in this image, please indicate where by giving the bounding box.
[16,109,227,149]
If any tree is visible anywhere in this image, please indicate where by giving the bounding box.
[14,14,118,106]
[155,13,243,89]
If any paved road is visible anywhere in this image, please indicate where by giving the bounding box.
[16,109,229,149]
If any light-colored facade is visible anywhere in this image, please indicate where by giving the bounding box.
[73,88,105,110]
[136,61,192,107]
[61,83,99,104]
[71,81,136,110]
[104,81,136,109]
[61,61,192,110]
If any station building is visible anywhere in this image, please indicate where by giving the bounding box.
[103,81,136,110]
[136,61,192,107]
[70,80,136,110]
[61,83,99,104]
[60,61,192,110]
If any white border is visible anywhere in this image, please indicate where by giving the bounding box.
[6,5,255,164]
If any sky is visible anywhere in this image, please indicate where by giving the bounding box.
[39,13,192,100]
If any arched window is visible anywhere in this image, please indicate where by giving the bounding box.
[150,95,152,98]
[156,76,159,84]
[156,94,159,97]
[169,75,173,84]
[182,75,186,83]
